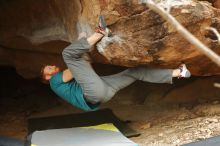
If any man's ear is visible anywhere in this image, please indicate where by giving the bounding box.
[45,75,51,80]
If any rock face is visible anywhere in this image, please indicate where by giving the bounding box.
[0,0,81,77]
[204,0,219,7]
[213,0,220,8]
[0,0,220,77]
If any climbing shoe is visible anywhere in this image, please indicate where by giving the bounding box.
[179,64,191,78]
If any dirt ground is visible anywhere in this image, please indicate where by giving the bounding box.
[1,67,220,146]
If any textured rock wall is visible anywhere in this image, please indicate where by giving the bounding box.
[81,0,220,75]
[0,0,220,77]
[213,0,220,8]
[0,0,81,44]
[0,0,80,78]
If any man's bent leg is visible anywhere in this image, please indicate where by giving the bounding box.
[62,33,103,59]
[62,36,111,103]
[68,59,111,103]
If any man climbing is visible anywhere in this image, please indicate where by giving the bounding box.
[40,17,191,111]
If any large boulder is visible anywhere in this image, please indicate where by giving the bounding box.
[0,0,220,77]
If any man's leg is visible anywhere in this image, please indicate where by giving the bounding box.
[100,67,173,102]
[100,70,137,102]
[62,33,115,103]
[62,33,103,59]
[126,67,173,84]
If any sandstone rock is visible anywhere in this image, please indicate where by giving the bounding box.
[0,0,220,77]
[203,0,219,8]
[213,0,220,8]
[89,0,220,76]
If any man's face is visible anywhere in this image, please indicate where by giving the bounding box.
[43,65,60,80]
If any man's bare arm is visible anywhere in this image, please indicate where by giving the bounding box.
[62,69,73,82]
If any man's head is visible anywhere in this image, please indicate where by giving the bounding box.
[40,65,60,83]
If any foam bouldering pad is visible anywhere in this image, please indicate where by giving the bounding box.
[28,108,140,138]
[183,135,220,146]
[26,123,138,146]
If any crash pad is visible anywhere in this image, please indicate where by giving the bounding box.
[28,108,140,138]
[26,123,138,146]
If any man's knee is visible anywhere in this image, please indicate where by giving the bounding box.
[62,48,69,60]
[62,45,79,62]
